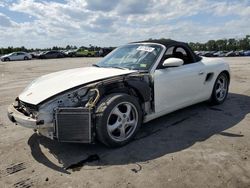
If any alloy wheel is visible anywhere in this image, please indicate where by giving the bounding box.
[107,102,138,142]
[215,74,228,101]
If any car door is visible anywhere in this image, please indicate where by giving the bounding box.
[10,53,18,60]
[17,52,25,60]
[45,51,53,58]
[51,52,57,58]
[53,52,59,58]
[154,46,206,113]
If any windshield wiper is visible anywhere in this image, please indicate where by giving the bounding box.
[111,66,129,70]
[92,64,100,67]
[93,64,129,70]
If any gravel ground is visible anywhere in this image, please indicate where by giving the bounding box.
[0,57,250,188]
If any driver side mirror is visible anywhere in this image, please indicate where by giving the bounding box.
[163,58,184,67]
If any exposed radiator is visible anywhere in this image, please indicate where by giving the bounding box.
[54,108,92,143]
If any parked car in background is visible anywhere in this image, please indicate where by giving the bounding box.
[193,50,249,57]
[244,50,250,56]
[99,48,114,57]
[64,49,77,57]
[37,51,48,57]
[29,51,42,59]
[238,50,244,56]
[213,51,228,57]
[38,51,65,59]
[225,51,236,57]
[203,51,215,57]
[233,51,241,56]
[75,49,98,57]
[1,52,32,62]
[196,51,205,56]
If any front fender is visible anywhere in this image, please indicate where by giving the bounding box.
[126,80,151,102]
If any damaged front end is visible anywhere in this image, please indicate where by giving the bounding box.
[8,72,153,144]
[8,86,99,143]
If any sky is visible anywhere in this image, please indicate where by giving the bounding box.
[0,0,249,48]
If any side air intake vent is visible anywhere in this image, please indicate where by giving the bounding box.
[205,72,214,82]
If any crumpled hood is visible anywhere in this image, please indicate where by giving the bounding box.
[19,67,136,105]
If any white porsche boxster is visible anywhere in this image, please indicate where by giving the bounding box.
[8,39,230,147]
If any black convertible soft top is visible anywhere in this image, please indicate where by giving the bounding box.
[133,39,202,62]
[133,39,186,48]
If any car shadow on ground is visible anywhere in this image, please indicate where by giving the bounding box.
[27,93,250,174]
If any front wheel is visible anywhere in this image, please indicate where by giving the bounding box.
[95,93,142,147]
[209,72,229,105]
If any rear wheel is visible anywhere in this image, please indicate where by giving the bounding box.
[4,57,10,61]
[209,72,229,105]
[95,93,142,147]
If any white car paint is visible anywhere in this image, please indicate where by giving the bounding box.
[1,52,32,61]
[19,67,136,105]
[19,56,229,121]
[162,57,184,67]
[8,42,230,144]
[144,57,230,122]
[154,61,206,113]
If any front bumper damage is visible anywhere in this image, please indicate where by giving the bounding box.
[8,87,99,143]
[8,104,93,143]
[8,104,40,128]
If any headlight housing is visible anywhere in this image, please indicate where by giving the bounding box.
[39,87,89,110]
[36,87,89,123]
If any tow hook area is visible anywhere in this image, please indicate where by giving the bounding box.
[7,104,38,128]
[8,111,16,123]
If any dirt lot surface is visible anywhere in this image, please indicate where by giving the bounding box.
[0,57,250,188]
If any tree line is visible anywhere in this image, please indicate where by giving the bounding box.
[0,35,250,55]
[188,35,250,51]
[0,44,105,55]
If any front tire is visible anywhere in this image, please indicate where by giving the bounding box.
[209,72,229,105]
[95,93,142,147]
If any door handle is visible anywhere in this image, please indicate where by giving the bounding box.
[198,71,204,75]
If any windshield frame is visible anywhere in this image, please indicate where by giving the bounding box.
[95,43,166,72]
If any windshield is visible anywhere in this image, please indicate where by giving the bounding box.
[95,43,163,70]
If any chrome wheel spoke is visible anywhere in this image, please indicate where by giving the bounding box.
[219,91,223,99]
[218,79,223,86]
[216,87,221,94]
[215,75,228,101]
[113,107,123,118]
[124,104,132,117]
[119,126,126,139]
[126,119,136,127]
[108,121,120,132]
[221,81,225,88]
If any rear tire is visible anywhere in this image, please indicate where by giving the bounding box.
[4,57,10,61]
[209,72,229,105]
[95,93,142,148]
